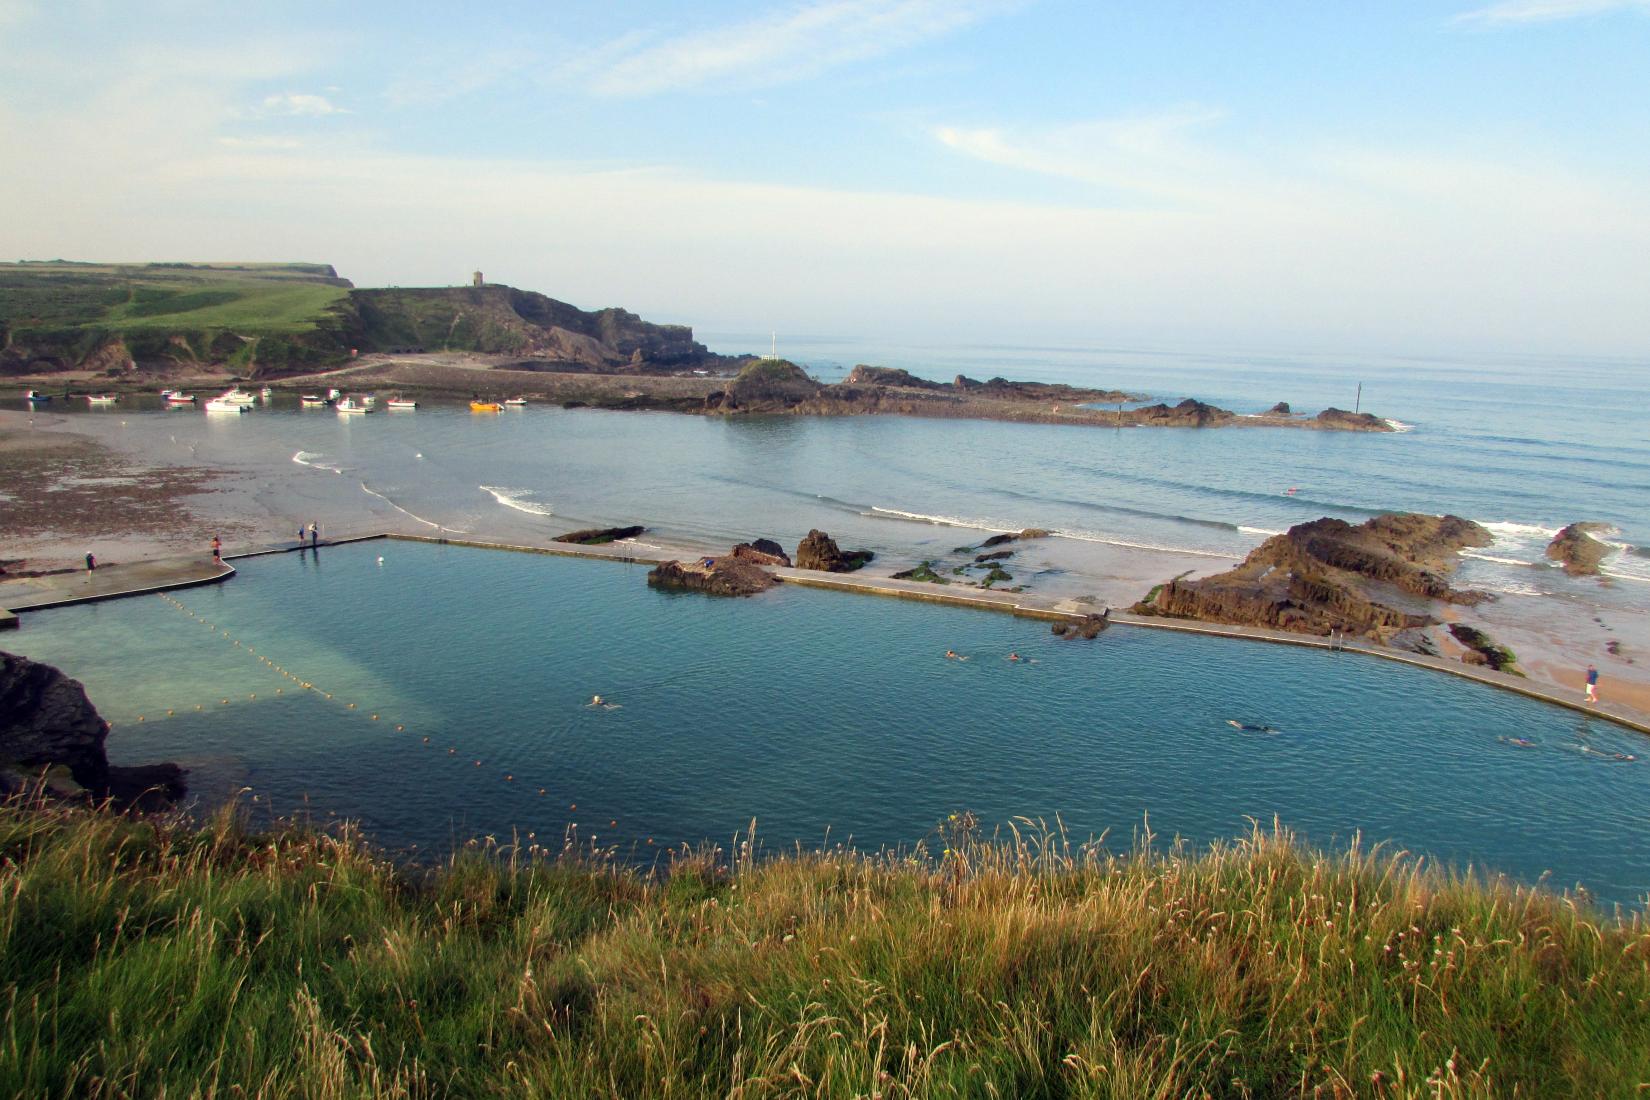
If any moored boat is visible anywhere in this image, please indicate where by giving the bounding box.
[24,390,51,403]
[299,394,331,407]
[386,397,419,409]
[204,397,250,413]
[86,394,119,406]
[335,396,372,414]
[470,400,503,412]
[504,397,527,407]
[164,392,197,405]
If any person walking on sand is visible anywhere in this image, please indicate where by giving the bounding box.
[1586,664,1599,704]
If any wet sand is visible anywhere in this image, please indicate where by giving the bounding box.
[4,406,1648,730]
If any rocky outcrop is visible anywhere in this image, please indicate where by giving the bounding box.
[1315,408,1388,431]
[1133,514,1492,643]
[647,559,777,596]
[731,538,791,567]
[842,365,946,390]
[706,361,824,412]
[950,375,1132,404]
[1546,523,1611,576]
[980,529,1050,548]
[1052,612,1110,639]
[1267,402,1292,415]
[795,529,875,573]
[1448,624,1520,673]
[554,525,646,545]
[1133,398,1237,428]
[0,650,184,807]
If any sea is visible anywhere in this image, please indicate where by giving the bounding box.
[11,338,1650,902]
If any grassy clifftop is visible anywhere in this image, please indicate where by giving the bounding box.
[2,798,1646,1097]
[0,263,725,380]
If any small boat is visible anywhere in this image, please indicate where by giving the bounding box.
[86,394,119,406]
[204,397,250,413]
[24,390,51,403]
[335,396,372,415]
[299,394,331,408]
[386,397,419,409]
[470,400,503,413]
[218,388,258,406]
[504,397,528,407]
[259,386,273,399]
[361,394,377,408]
[165,392,197,405]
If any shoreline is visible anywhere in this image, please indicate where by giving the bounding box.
[5,406,1648,732]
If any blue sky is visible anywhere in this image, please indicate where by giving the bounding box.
[2,0,1646,355]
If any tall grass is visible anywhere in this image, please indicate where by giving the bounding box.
[1,795,1646,1098]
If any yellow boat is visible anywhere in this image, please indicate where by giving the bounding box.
[470,400,502,412]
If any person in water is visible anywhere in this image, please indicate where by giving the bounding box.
[1227,720,1279,733]
[589,695,603,707]
[1007,652,1022,662]
[1585,664,1599,704]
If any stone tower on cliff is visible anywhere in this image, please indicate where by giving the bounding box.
[472,270,484,287]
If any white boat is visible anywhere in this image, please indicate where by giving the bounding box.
[386,397,419,409]
[504,397,527,407]
[300,394,331,407]
[24,390,51,403]
[218,388,258,406]
[164,392,197,405]
[361,394,378,408]
[204,397,250,413]
[335,396,372,415]
[86,394,119,406]
[259,386,273,399]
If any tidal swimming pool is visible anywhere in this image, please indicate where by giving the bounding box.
[11,541,1650,906]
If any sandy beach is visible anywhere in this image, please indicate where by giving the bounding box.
[5,405,1648,731]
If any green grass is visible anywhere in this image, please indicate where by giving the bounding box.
[1,796,1647,1097]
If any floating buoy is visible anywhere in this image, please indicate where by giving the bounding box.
[167,710,174,716]
[347,703,355,709]
[370,714,378,720]
[422,736,430,743]
[396,725,404,732]
[221,699,229,705]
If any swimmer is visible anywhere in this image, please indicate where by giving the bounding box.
[1498,736,1536,748]
[1226,720,1280,733]
[1007,652,1023,662]
[588,694,603,707]
[1578,745,1636,762]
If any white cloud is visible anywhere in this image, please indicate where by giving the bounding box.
[217,135,302,150]
[260,92,347,117]
[1454,0,1650,25]
[574,0,1010,97]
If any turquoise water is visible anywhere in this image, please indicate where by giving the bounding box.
[11,541,1650,906]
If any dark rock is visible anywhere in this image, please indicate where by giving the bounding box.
[1267,401,1292,415]
[1448,623,1520,673]
[974,550,1014,563]
[553,525,646,544]
[1133,398,1236,427]
[0,650,185,806]
[951,375,1131,403]
[795,529,875,573]
[1133,513,1492,643]
[842,365,945,390]
[1314,407,1390,431]
[647,558,777,596]
[1545,522,1611,577]
[731,539,791,567]
[1053,611,1110,639]
[891,561,948,584]
[980,529,1050,549]
[709,361,823,412]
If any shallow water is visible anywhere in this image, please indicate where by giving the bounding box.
[11,541,1650,907]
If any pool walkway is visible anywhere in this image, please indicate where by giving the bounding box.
[5,531,1648,737]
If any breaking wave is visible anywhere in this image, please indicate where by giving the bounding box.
[292,450,347,475]
[481,485,556,518]
[866,506,1235,559]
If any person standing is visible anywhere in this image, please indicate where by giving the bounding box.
[308,522,318,549]
[85,552,95,573]
[211,535,222,562]
[1585,664,1599,704]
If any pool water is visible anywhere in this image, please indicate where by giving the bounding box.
[10,541,1649,905]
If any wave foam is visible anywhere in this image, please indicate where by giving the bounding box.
[1381,418,1414,433]
[292,450,346,475]
[359,481,444,529]
[481,485,555,518]
[867,506,1234,559]
[1238,526,1283,537]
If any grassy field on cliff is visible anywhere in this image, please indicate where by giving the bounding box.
[1,799,1647,1098]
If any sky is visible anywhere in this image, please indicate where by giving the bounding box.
[1,0,1647,357]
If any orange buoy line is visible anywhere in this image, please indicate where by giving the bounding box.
[143,592,591,816]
